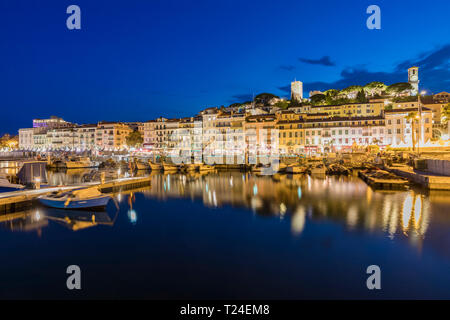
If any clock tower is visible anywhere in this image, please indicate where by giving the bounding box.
[408,66,419,96]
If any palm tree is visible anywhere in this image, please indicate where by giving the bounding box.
[406,111,418,151]
[442,103,450,135]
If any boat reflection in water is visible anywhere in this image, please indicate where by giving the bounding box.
[0,171,449,299]
[0,171,448,253]
[143,172,441,249]
[45,209,117,231]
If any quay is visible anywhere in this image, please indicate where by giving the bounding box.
[0,176,151,214]
[385,164,450,191]
[358,170,409,190]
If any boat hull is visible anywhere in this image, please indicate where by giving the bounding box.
[39,195,111,209]
[65,162,94,169]
[149,163,163,171]
[286,166,306,174]
[0,186,24,193]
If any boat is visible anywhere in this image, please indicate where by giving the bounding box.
[38,187,111,209]
[0,174,25,193]
[197,164,215,172]
[251,163,279,174]
[162,162,179,172]
[148,161,163,171]
[65,157,94,169]
[182,164,197,172]
[132,160,149,171]
[310,164,327,175]
[286,165,307,174]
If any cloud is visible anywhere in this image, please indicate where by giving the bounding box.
[279,65,296,71]
[228,93,253,103]
[278,44,450,96]
[299,56,335,67]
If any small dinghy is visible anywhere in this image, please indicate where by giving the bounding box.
[0,174,25,193]
[39,187,111,209]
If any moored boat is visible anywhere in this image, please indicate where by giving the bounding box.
[182,164,197,172]
[0,174,25,193]
[286,165,307,174]
[65,157,94,169]
[310,164,327,175]
[197,164,215,172]
[148,161,163,171]
[132,160,149,171]
[38,187,111,209]
[162,162,179,172]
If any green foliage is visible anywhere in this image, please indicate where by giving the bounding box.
[363,81,387,96]
[255,93,279,105]
[310,94,327,105]
[384,104,394,111]
[324,89,339,97]
[356,89,367,103]
[126,130,143,147]
[274,100,290,109]
[442,103,450,124]
[340,85,363,94]
[391,96,418,103]
[386,82,413,94]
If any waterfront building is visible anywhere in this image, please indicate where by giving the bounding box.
[32,116,72,130]
[433,91,450,103]
[77,124,97,150]
[125,122,145,135]
[213,111,245,163]
[244,114,278,161]
[304,116,385,152]
[33,132,48,150]
[385,107,433,146]
[154,117,180,155]
[276,110,304,155]
[177,116,201,161]
[18,128,35,150]
[200,107,219,155]
[143,120,158,149]
[95,122,132,150]
[46,126,80,150]
[309,102,385,118]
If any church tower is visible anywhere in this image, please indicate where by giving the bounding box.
[408,66,419,96]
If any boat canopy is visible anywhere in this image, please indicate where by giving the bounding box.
[71,187,103,198]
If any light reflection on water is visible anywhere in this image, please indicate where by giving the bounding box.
[1,171,446,248]
[1,170,450,299]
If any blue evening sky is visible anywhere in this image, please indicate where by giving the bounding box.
[1,0,450,134]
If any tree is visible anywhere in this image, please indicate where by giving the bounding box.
[442,103,450,125]
[363,81,387,96]
[406,112,418,151]
[126,130,143,148]
[310,93,327,105]
[255,93,279,105]
[356,89,367,103]
[386,82,413,95]
[384,104,393,111]
[274,100,290,109]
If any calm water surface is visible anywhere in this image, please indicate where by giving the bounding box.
[0,170,449,299]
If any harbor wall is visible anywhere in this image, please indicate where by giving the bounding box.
[426,159,450,176]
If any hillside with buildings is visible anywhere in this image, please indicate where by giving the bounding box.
[16,67,450,155]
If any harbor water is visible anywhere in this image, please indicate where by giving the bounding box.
[0,170,449,299]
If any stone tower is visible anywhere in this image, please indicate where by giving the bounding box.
[291,81,303,102]
[408,66,419,96]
